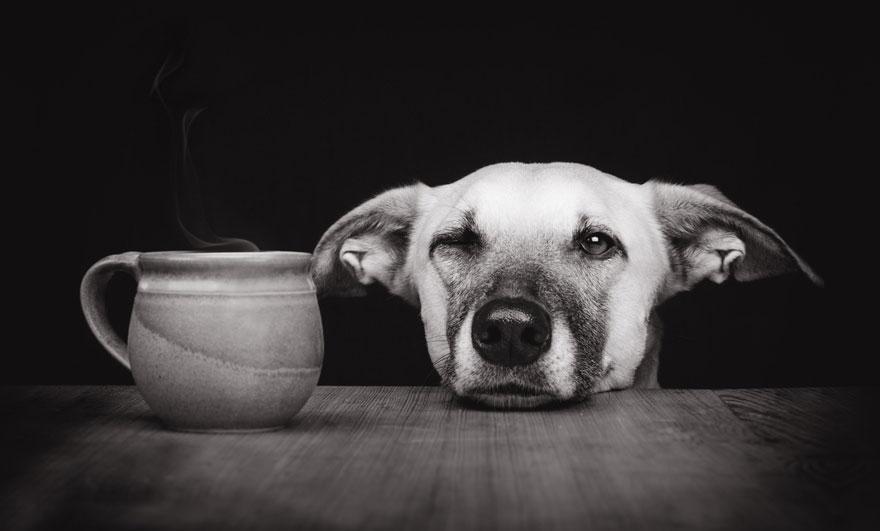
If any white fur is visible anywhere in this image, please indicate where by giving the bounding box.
[539,317,577,399]
[587,182,669,391]
[451,309,477,396]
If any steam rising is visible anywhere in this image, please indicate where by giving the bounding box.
[151,54,259,252]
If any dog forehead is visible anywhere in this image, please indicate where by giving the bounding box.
[460,163,630,234]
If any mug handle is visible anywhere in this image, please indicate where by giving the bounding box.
[80,252,141,370]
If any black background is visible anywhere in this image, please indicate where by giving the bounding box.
[13,7,867,386]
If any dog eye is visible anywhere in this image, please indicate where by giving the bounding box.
[578,232,615,256]
[430,227,481,253]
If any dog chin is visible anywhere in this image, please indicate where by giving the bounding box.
[467,393,559,409]
[457,384,564,409]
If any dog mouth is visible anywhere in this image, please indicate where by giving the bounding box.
[460,382,560,409]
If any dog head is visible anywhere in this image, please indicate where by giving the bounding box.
[312,163,821,407]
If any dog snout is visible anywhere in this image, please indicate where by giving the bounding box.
[471,297,552,367]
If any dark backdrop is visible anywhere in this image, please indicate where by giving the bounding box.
[14,7,867,386]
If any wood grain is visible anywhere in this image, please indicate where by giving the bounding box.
[0,386,876,530]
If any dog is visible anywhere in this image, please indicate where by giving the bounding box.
[311,162,821,408]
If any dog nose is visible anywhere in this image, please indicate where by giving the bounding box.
[471,297,552,367]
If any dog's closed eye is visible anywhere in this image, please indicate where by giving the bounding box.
[429,211,483,257]
[430,227,481,252]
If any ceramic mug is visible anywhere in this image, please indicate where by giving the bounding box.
[80,251,324,432]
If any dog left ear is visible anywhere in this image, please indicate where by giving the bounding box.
[310,182,428,303]
[649,181,823,295]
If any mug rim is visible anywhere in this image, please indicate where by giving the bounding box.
[140,250,311,263]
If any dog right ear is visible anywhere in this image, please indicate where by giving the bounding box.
[649,181,823,297]
[310,182,427,304]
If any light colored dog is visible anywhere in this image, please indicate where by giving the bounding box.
[311,162,821,408]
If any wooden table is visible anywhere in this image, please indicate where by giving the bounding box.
[1,386,877,530]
